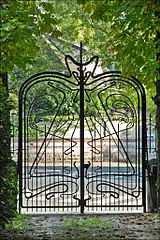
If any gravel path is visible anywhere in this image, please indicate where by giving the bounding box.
[1,214,160,240]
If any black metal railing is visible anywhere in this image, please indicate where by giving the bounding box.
[11,114,157,161]
[10,111,157,213]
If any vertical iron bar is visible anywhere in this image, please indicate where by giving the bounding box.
[36,127,38,211]
[53,135,55,210]
[80,42,85,213]
[126,124,129,210]
[62,138,64,210]
[131,170,133,211]
[40,165,42,212]
[100,125,102,211]
[18,95,23,213]
[127,137,129,211]
[114,171,115,211]
[118,123,120,211]
[88,173,89,212]
[58,173,59,211]
[142,92,147,212]
[49,163,51,212]
[109,131,111,210]
[71,138,73,210]
[45,125,47,211]
[149,113,152,153]
[122,173,124,212]
[91,130,94,209]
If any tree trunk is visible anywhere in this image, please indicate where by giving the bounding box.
[0,72,10,175]
[0,72,17,226]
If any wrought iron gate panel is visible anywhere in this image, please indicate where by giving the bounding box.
[83,74,146,212]
[18,45,146,213]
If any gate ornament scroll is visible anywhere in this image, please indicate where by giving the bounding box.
[18,43,146,213]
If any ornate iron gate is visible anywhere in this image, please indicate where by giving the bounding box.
[18,44,146,213]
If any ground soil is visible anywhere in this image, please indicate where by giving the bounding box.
[0,213,160,240]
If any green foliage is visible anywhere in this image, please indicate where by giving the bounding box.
[63,217,115,240]
[2,0,159,94]
[4,213,26,230]
[2,0,158,108]
[77,0,160,89]
[0,75,11,167]
[63,217,113,230]
[1,0,61,73]
[0,163,18,226]
[0,74,18,227]
[8,39,65,93]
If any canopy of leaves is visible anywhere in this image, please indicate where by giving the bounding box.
[77,0,160,87]
[1,0,61,72]
[1,0,159,108]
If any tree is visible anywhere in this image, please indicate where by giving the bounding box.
[0,0,61,225]
[77,1,158,80]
